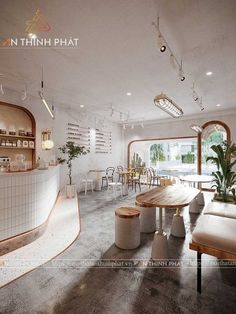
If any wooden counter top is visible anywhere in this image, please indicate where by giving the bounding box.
[136,185,200,208]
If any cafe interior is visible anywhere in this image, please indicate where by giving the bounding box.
[0,1,236,313]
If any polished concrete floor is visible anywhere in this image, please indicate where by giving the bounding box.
[0,187,236,314]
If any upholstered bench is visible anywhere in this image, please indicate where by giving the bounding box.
[190,201,236,293]
[115,207,140,249]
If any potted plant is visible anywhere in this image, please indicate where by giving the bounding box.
[206,141,236,203]
[58,141,88,198]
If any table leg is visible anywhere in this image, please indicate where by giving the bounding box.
[151,207,168,260]
[122,174,128,196]
[197,191,205,207]
[171,207,186,237]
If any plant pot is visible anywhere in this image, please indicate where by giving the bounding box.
[66,184,76,198]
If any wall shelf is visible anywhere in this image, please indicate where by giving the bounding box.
[0,134,35,140]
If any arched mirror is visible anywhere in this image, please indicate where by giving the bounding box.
[198,120,230,187]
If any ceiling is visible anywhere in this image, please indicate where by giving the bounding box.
[0,0,236,124]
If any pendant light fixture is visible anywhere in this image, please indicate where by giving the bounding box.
[154,93,183,118]
[39,66,55,119]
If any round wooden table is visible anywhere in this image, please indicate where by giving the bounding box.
[136,185,200,259]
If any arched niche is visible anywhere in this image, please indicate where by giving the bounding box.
[197,120,231,176]
[0,101,36,169]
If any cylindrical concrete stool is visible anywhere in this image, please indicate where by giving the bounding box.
[137,206,156,233]
[115,207,140,249]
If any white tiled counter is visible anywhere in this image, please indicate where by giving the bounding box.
[0,166,60,241]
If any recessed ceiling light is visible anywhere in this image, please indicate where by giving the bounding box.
[80,104,84,108]
[216,103,221,107]
[126,92,132,96]
[206,71,213,76]
[28,33,37,39]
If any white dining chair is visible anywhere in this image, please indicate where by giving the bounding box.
[81,173,94,195]
[107,175,122,199]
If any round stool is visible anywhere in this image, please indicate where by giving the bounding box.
[137,205,156,233]
[115,207,140,249]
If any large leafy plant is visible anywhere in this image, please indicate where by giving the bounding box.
[58,141,88,185]
[206,141,236,202]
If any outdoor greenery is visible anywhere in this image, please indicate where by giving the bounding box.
[206,141,236,203]
[202,130,224,164]
[58,141,88,185]
[182,152,195,164]
[150,144,165,165]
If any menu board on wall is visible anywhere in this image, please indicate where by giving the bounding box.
[95,129,112,154]
[67,122,91,152]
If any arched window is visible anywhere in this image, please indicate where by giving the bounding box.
[198,120,231,176]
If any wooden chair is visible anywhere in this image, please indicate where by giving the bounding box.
[149,167,159,187]
[101,167,115,188]
[117,165,124,183]
[128,168,141,192]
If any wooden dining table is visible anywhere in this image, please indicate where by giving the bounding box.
[136,185,200,258]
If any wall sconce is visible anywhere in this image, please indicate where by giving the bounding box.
[42,129,54,150]
[190,125,203,133]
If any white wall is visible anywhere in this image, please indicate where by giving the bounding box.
[124,110,236,166]
[0,90,123,191]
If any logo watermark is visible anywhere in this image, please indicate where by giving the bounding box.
[1,9,79,49]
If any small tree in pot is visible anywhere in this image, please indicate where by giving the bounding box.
[58,141,88,198]
[206,141,236,203]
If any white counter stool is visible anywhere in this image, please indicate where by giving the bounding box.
[136,205,156,233]
[115,207,140,249]
[81,175,94,195]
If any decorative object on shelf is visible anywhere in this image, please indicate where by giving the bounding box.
[29,141,35,149]
[95,129,112,154]
[154,93,183,118]
[42,129,54,150]
[0,129,6,134]
[18,129,26,136]
[9,130,16,135]
[190,125,203,133]
[206,141,236,203]
[0,156,10,172]
[26,131,33,137]
[17,139,22,147]
[57,141,88,198]
[22,140,29,148]
[67,122,90,152]
[38,66,55,119]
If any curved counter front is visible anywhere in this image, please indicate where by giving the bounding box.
[0,166,60,241]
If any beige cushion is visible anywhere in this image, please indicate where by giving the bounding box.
[192,215,236,254]
[203,202,236,219]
